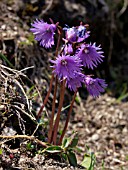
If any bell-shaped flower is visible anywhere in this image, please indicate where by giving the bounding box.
[66,72,84,91]
[51,54,82,80]
[77,25,90,42]
[30,19,56,48]
[63,26,77,43]
[84,76,107,98]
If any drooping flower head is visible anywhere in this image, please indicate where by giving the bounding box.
[84,76,107,98]
[77,25,86,37]
[66,73,84,91]
[30,19,57,48]
[51,54,82,80]
[77,25,90,42]
[63,26,77,43]
[63,24,89,43]
[77,43,104,69]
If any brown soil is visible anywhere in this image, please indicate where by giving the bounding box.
[0,0,128,170]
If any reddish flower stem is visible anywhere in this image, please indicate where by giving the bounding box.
[52,80,66,145]
[58,90,77,145]
[37,74,54,119]
[37,25,62,120]
[55,27,62,57]
[48,77,58,143]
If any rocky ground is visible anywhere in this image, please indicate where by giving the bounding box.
[70,94,128,170]
[0,94,128,170]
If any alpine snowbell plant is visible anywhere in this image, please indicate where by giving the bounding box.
[30,19,107,145]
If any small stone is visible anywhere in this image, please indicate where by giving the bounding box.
[77,122,83,128]
[91,134,99,141]
[19,157,25,164]
[1,25,6,30]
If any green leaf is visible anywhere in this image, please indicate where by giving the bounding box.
[90,152,96,170]
[62,138,67,148]
[27,85,35,95]
[61,104,70,112]
[75,146,83,153]
[81,154,92,169]
[61,153,68,161]
[31,92,38,98]
[117,92,128,102]
[0,148,2,155]
[45,146,62,153]
[26,142,34,150]
[75,96,80,104]
[67,151,77,167]
[62,138,71,149]
[26,142,32,150]
[102,160,105,170]
[0,53,14,68]
[126,155,128,161]
[28,33,35,43]
[81,153,95,170]
[62,133,78,149]
[69,135,78,148]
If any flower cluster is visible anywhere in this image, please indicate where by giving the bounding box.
[31,19,107,97]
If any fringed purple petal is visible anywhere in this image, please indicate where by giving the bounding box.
[30,19,56,48]
[84,76,107,98]
[76,43,104,69]
[51,54,82,80]
[66,73,84,91]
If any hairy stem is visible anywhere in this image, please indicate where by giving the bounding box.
[48,77,58,143]
[52,80,66,145]
[37,74,54,119]
[58,90,77,145]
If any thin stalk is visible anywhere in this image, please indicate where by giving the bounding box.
[37,74,54,119]
[58,90,77,145]
[48,77,58,143]
[52,80,66,145]
[55,27,62,57]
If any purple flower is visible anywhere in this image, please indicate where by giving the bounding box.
[84,76,107,98]
[63,24,89,43]
[63,44,73,55]
[66,73,84,91]
[63,26,77,43]
[77,25,90,42]
[51,54,82,80]
[77,43,104,69]
[30,19,56,48]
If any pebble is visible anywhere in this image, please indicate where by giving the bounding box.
[1,25,6,30]
[77,122,83,128]
[91,134,99,141]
